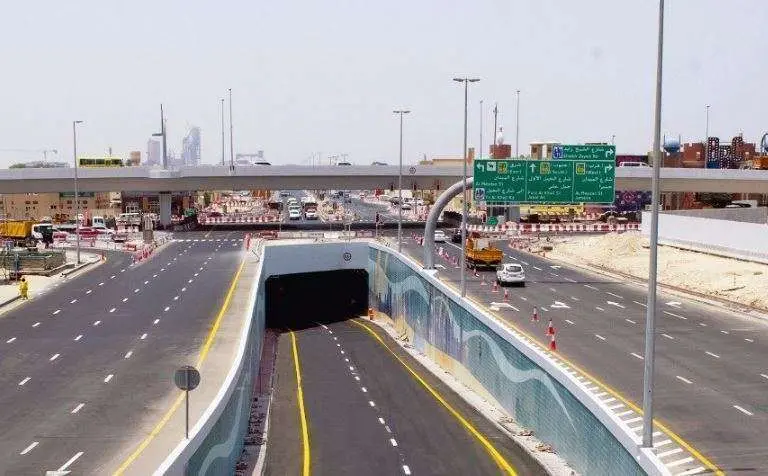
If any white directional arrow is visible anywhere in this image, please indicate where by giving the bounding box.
[490,302,520,312]
[551,301,570,309]
[666,301,682,308]
[435,264,446,269]
[607,301,626,309]
[46,472,71,476]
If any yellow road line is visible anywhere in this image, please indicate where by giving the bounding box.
[351,320,517,476]
[291,331,311,476]
[113,256,247,475]
[410,249,722,475]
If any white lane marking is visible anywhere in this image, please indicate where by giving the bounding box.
[49,353,60,362]
[140,333,148,340]
[667,456,695,469]
[93,320,101,326]
[551,300,570,309]
[122,298,128,303]
[71,403,85,414]
[633,301,647,307]
[402,464,412,475]
[53,309,61,315]
[57,451,84,472]
[625,319,637,325]
[596,306,605,312]
[368,401,376,407]
[595,334,606,341]
[194,272,199,277]
[86,290,92,294]
[6,337,16,343]
[124,351,133,359]
[164,306,170,312]
[181,287,187,292]
[153,318,160,325]
[519,296,527,301]
[109,307,116,313]
[19,441,39,455]
[160,268,165,272]
[70,299,77,304]
[624,416,643,424]
[333,336,338,341]
[602,397,616,404]
[188,279,194,283]
[584,284,599,290]
[705,351,720,359]
[745,338,754,343]
[378,417,386,425]
[661,333,674,340]
[594,391,608,398]
[631,353,644,360]
[153,274,158,278]
[720,330,729,335]
[652,438,672,448]
[520,260,529,266]
[606,292,623,299]
[18,377,31,386]
[354,376,360,381]
[570,296,580,301]
[144,281,149,285]
[564,277,577,283]
[121,269,125,272]
[699,322,707,327]
[676,376,693,384]
[550,273,560,277]
[760,373,768,380]
[666,301,682,308]
[134,288,140,293]
[657,447,683,458]
[110,275,115,279]
[616,410,634,417]
[32,322,40,328]
[390,438,398,447]
[104,374,114,383]
[349,366,355,371]
[733,405,753,416]
[663,311,687,320]
[606,301,625,309]
[361,387,368,393]
[173,296,179,301]
[340,350,345,355]
[533,266,542,271]
[549,287,557,293]
[565,319,575,325]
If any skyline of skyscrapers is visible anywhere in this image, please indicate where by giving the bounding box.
[181,127,201,166]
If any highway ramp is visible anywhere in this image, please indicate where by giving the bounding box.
[0,231,245,474]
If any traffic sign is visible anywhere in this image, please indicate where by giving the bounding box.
[473,159,615,204]
[553,144,616,161]
[487,216,498,226]
[174,365,200,391]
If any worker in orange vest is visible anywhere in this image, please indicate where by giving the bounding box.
[19,277,29,300]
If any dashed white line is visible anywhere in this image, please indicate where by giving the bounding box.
[173,296,179,301]
[652,439,672,448]
[595,334,606,341]
[402,464,412,475]
[606,301,625,309]
[676,376,693,384]
[32,322,40,328]
[745,338,754,343]
[52,309,61,315]
[104,374,114,383]
[57,451,84,472]
[194,272,199,277]
[144,281,149,285]
[661,333,674,340]
[533,266,542,271]
[564,277,577,283]
[153,318,160,325]
[630,353,644,360]
[616,410,634,417]
[122,298,128,303]
[378,417,385,425]
[584,284,599,290]
[18,377,31,386]
[699,322,708,327]
[70,299,77,304]
[134,288,140,293]
[86,290,92,294]
[625,319,637,325]
[733,405,753,416]
[160,268,165,272]
[188,279,194,283]
[760,373,768,381]
[624,416,643,424]
[361,387,368,393]
[71,403,85,414]
[93,320,101,326]
[49,353,60,362]
[110,275,115,279]
[6,337,16,343]
[595,306,605,312]
[565,319,575,325]
[140,333,148,340]
[389,438,398,447]
[19,441,38,455]
[720,330,729,335]
[153,274,158,278]
[109,307,116,313]
[633,301,647,307]
[657,447,683,458]
[570,296,580,301]
[164,306,170,312]
[663,311,687,320]
[705,351,720,359]
[606,292,623,299]
[124,351,133,359]
[181,287,187,292]
[369,401,376,407]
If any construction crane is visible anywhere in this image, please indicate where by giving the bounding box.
[0,148,59,162]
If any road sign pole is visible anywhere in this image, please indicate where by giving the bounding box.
[642,0,665,449]
[185,389,189,439]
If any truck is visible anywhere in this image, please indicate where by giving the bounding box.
[0,221,34,239]
[465,233,503,269]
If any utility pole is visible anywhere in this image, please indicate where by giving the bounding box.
[492,103,498,152]
[393,110,410,253]
[515,90,521,157]
[221,98,226,166]
[705,105,710,164]
[479,100,484,159]
[228,88,234,171]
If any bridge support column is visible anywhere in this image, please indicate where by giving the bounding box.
[423,178,473,269]
[159,192,172,228]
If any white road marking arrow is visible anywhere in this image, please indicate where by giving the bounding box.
[490,302,520,312]
[551,301,570,309]
[607,301,626,309]
[666,301,682,308]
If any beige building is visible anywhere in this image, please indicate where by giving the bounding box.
[0,192,120,221]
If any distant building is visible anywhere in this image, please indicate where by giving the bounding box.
[9,161,69,168]
[127,151,141,166]
[182,127,201,166]
[146,139,162,166]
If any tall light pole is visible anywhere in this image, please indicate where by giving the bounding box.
[221,98,226,166]
[642,0,665,449]
[228,88,234,170]
[705,105,710,164]
[515,90,521,157]
[454,77,481,297]
[393,110,410,253]
[72,120,84,265]
[479,100,484,159]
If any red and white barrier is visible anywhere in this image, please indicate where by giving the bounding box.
[467,222,640,234]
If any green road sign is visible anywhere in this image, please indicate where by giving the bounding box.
[487,216,498,226]
[552,144,616,161]
[473,159,615,204]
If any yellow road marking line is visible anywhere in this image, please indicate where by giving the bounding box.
[113,257,247,475]
[352,320,517,476]
[291,331,311,476]
[406,249,722,475]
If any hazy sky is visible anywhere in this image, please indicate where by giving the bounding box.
[0,0,765,167]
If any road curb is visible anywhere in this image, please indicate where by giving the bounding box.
[62,258,99,277]
[0,295,21,310]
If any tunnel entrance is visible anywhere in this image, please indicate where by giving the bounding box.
[265,269,369,330]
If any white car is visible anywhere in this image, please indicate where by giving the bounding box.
[434,230,447,242]
[288,209,302,220]
[496,263,526,286]
[305,209,318,220]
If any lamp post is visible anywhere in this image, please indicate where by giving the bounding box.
[228,88,234,170]
[479,100,484,159]
[453,77,481,297]
[72,120,84,265]
[642,0,665,449]
[393,110,410,253]
[515,90,521,157]
[221,98,226,166]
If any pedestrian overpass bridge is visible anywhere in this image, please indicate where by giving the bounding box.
[1,164,767,194]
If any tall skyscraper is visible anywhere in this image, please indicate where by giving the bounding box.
[182,127,201,166]
[146,138,162,166]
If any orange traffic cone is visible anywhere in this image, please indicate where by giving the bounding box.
[546,319,555,336]
[480,275,487,286]
[549,332,557,351]
[503,289,509,301]
[492,281,499,293]
[531,306,539,322]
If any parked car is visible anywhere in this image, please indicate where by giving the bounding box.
[434,230,447,243]
[288,209,302,220]
[451,229,463,244]
[400,203,412,211]
[496,263,526,286]
[305,209,319,220]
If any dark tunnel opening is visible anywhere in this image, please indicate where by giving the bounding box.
[265,269,369,331]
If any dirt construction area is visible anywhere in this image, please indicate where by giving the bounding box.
[546,231,768,311]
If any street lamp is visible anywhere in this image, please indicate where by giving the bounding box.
[453,77,481,297]
[72,120,84,265]
[642,0,665,449]
[393,109,411,253]
[221,98,226,166]
[228,88,234,171]
[515,90,521,157]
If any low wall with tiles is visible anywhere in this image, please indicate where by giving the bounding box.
[369,242,664,476]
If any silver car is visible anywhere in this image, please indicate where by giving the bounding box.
[496,263,526,286]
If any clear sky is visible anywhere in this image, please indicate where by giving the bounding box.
[0,0,765,167]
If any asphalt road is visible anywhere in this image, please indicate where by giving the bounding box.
[0,230,245,474]
[265,319,545,476]
[399,234,768,474]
